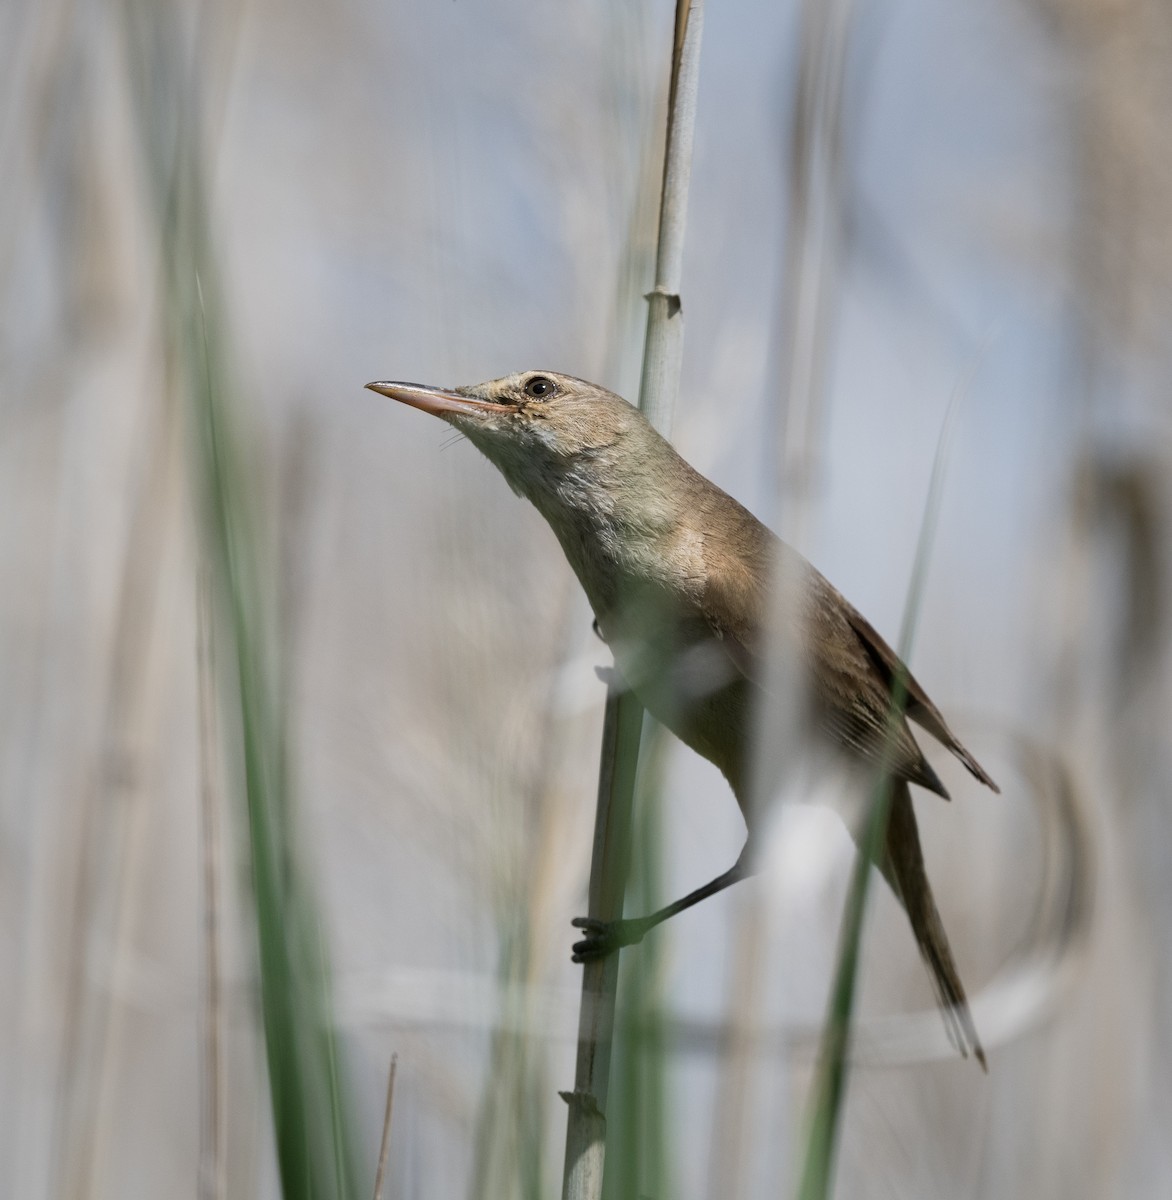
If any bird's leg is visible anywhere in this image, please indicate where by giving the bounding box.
[571,838,757,963]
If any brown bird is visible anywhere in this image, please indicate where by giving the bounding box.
[368,369,999,1067]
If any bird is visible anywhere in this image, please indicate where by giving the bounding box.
[367,369,999,1067]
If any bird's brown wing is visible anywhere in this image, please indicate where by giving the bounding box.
[839,602,1000,793]
[697,515,997,796]
[696,506,988,1063]
[799,569,954,797]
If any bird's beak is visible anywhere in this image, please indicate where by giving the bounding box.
[365,380,512,418]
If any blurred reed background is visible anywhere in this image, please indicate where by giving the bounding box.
[2,0,1171,1197]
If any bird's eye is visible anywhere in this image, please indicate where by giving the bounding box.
[525,376,554,399]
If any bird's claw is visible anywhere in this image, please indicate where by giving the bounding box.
[570,915,650,963]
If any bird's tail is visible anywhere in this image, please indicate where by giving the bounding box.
[879,782,987,1070]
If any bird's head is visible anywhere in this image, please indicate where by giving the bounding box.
[366,370,649,502]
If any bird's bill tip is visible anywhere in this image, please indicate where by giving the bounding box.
[365,380,509,417]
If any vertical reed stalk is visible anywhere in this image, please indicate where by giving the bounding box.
[559,8,705,1199]
[197,566,226,1200]
[117,4,362,1193]
[795,400,960,1200]
[371,1053,399,1200]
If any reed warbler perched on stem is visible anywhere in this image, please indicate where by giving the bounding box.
[368,370,998,1067]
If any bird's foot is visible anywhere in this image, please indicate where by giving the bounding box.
[571,915,652,963]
